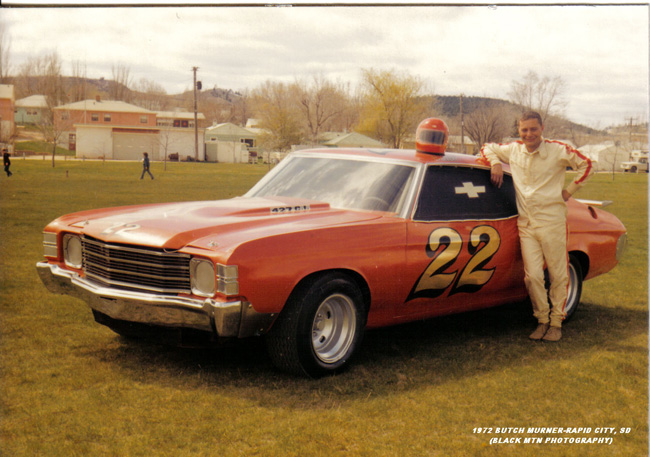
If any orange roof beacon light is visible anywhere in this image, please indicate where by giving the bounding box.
[415,118,449,155]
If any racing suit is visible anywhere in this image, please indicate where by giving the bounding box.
[481,139,593,327]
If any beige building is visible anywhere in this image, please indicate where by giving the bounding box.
[54,98,206,161]
[0,85,15,146]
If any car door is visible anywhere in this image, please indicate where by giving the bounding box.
[399,164,526,320]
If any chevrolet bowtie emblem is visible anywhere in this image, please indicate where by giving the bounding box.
[455,182,486,198]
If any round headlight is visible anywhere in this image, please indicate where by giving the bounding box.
[191,259,216,297]
[63,234,83,269]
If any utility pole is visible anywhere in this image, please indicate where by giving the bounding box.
[625,116,636,144]
[193,66,199,161]
[460,94,465,154]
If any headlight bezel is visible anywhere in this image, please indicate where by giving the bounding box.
[190,258,217,297]
[63,234,83,269]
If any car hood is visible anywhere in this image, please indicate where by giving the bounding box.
[58,196,384,250]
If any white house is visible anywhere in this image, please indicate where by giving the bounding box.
[204,123,255,163]
[15,95,48,125]
[447,135,477,155]
[578,142,630,172]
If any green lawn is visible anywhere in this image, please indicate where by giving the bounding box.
[1,161,647,456]
[13,140,74,157]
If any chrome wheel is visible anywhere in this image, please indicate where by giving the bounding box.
[266,273,366,377]
[564,255,583,320]
[312,293,357,364]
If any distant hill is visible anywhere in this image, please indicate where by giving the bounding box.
[432,94,604,136]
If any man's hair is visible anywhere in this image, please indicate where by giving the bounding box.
[519,110,543,125]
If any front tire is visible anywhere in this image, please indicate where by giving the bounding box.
[266,273,366,377]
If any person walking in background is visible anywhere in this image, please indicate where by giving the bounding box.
[480,111,593,342]
[3,148,12,177]
[140,152,154,180]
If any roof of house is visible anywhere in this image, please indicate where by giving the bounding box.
[157,111,206,120]
[245,118,261,128]
[320,132,384,148]
[54,99,155,113]
[16,95,48,108]
[206,122,256,137]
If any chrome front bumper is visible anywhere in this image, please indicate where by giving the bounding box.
[36,262,275,338]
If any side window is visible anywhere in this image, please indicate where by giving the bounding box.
[414,166,517,221]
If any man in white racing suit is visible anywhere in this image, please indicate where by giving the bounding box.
[480,111,593,342]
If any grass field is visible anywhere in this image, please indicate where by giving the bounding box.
[13,141,74,157]
[1,160,647,456]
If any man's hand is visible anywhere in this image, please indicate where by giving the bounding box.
[490,163,503,188]
[562,189,571,201]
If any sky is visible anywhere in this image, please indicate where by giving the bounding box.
[2,4,649,129]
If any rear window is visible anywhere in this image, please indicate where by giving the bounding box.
[414,166,517,221]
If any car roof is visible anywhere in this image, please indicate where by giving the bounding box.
[297,147,489,167]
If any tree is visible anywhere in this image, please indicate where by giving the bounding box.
[250,80,304,152]
[110,63,132,102]
[69,60,88,102]
[17,52,69,167]
[132,77,168,111]
[464,101,513,150]
[508,70,567,123]
[294,75,349,144]
[0,20,11,84]
[356,68,428,148]
[156,123,182,170]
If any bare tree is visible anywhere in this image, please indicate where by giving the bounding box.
[110,63,132,102]
[294,75,349,144]
[508,70,567,122]
[156,123,182,170]
[0,20,11,83]
[19,52,70,167]
[250,80,304,152]
[132,77,168,110]
[231,91,251,127]
[357,68,428,148]
[464,101,512,150]
[70,60,88,102]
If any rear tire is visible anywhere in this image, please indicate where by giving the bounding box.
[265,273,366,378]
[563,254,583,321]
[542,253,583,321]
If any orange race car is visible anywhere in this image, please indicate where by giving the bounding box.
[37,125,627,377]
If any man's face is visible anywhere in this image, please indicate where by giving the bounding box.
[518,118,544,152]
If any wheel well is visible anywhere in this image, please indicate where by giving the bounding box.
[569,251,589,279]
[289,269,371,316]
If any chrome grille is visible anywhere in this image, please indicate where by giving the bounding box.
[81,236,191,294]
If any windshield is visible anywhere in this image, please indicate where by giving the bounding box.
[248,156,416,213]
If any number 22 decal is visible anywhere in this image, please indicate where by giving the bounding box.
[409,225,501,300]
